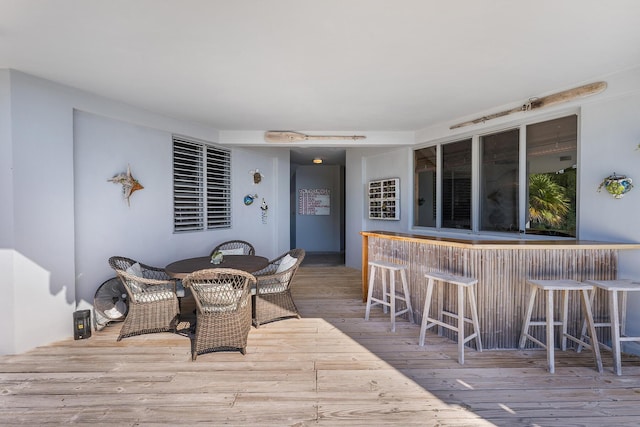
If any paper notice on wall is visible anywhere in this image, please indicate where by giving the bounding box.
[298,188,330,215]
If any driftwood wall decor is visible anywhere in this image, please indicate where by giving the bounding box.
[450,81,607,129]
[264,131,366,143]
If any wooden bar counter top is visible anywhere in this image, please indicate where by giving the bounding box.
[361,230,640,349]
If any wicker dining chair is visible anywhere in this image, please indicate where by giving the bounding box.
[251,248,305,328]
[108,256,180,341]
[182,268,256,359]
[210,240,255,257]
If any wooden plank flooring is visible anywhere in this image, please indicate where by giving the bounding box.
[2,266,640,425]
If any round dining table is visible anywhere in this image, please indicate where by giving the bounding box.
[165,255,270,279]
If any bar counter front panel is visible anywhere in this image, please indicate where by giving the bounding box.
[361,231,640,349]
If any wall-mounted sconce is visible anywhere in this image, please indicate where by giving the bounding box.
[313,158,323,164]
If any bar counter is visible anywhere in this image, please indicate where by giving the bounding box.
[361,230,640,349]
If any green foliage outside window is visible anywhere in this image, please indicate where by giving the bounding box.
[528,169,576,237]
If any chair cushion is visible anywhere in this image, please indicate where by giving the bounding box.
[220,248,245,255]
[275,255,297,274]
[135,291,176,303]
[126,262,143,277]
[175,280,185,298]
[199,284,245,312]
[125,262,147,293]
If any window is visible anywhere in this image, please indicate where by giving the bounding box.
[173,136,231,232]
[413,115,577,237]
[442,139,472,230]
[414,146,436,227]
[526,115,577,237]
[480,129,519,232]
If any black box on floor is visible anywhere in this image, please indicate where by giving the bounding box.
[73,310,92,340]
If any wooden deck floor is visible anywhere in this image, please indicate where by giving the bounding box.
[3,266,640,425]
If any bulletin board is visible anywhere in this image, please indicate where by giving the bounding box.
[298,188,330,215]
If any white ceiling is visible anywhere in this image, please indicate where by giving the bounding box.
[1,1,640,133]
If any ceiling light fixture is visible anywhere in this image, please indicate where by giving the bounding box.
[313,158,323,164]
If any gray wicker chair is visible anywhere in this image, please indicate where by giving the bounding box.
[182,268,256,359]
[108,256,180,341]
[210,240,255,257]
[251,248,305,328]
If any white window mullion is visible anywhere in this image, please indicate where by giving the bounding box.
[518,125,527,234]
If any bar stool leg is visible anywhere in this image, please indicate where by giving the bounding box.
[609,290,622,375]
[457,282,465,364]
[389,270,396,332]
[581,288,603,373]
[620,290,628,336]
[468,285,483,351]
[561,289,569,351]
[381,268,388,314]
[364,264,376,320]
[400,268,414,323]
[577,288,597,352]
[419,277,434,346]
[519,287,538,348]
[546,289,556,374]
[437,281,444,336]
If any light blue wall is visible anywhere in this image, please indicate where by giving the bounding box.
[0,70,15,354]
[344,146,412,269]
[580,87,640,350]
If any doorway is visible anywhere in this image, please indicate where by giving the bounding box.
[290,148,346,266]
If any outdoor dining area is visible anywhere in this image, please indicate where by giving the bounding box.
[107,240,305,360]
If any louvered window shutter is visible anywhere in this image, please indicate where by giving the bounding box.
[173,136,231,232]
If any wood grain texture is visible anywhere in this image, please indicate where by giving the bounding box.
[1,265,640,425]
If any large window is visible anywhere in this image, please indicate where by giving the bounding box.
[442,139,472,230]
[413,115,577,237]
[526,115,577,237]
[173,136,231,232]
[480,129,519,232]
[414,146,436,227]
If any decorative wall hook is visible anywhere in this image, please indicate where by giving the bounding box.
[597,173,633,199]
[260,198,268,224]
[108,164,143,206]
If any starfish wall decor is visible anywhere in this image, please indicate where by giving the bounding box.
[108,165,143,206]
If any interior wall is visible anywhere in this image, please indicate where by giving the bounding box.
[0,70,15,354]
[344,146,411,269]
[579,88,640,350]
[344,149,365,269]
[362,147,412,233]
[8,70,76,353]
[294,165,342,252]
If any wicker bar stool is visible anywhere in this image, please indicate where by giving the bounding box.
[576,279,640,375]
[365,260,414,332]
[419,271,482,365]
[519,279,603,374]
